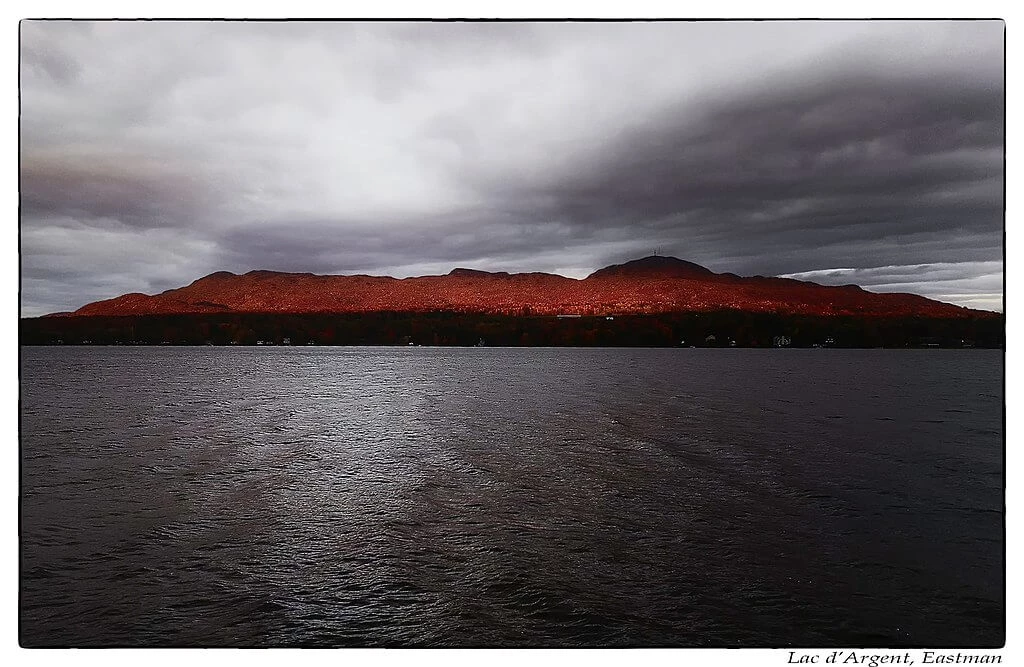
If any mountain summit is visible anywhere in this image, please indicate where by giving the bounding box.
[63,256,983,319]
[587,255,715,279]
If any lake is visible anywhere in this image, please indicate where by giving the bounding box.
[19,346,1004,647]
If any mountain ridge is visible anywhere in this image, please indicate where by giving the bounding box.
[61,255,991,319]
[587,255,717,280]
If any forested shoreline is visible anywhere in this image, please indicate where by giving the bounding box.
[20,311,1004,349]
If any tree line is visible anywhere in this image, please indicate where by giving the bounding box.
[19,311,1004,348]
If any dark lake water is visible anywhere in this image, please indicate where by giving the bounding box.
[19,347,1003,647]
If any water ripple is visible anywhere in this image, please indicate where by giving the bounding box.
[20,347,1003,647]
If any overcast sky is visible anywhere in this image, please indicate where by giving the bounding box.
[20,20,1004,315]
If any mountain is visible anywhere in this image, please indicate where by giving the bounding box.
[62,256,986,319]
[587,255,716,279]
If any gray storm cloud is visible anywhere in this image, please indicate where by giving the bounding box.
[19,20,1004,315]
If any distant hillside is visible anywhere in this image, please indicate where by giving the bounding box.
[60,256,988,319]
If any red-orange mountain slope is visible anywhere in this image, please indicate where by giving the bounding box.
[67,256,989,318]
